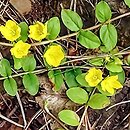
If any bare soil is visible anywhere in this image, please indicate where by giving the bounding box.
[0,0,130,130]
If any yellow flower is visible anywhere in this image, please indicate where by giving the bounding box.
[101,75,122,94]
[29,21,47,41]
[85,68,103,86]
[44,45,64,67]
[10,40,31,58]
[0,20,21,41]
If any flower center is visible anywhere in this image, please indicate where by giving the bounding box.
[93,75,98,80]
[37,29,43,35]
[7,26,17,36]
[37,25,44,35]
[16,48,24,54]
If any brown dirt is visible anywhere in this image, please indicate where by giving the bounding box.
[0,0,130,130]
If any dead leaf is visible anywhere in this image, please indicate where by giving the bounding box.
[9,0,31,15]
[68,47,78,56]
[36,75,78,114]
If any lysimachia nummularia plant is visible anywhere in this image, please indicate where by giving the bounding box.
[0,0,130,128]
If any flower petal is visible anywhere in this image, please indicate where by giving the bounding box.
[10,40,31,58]
[44,45,64,67]
[0,20,21,41]
[29,21,47,41]
[85,68,103,86]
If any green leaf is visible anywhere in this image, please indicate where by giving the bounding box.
[126,55,130,65]
[88,93,110,109]
[66,87,88,104]
[47,17,60,40]
[78,30,101,49]
[76,73,89,87]
[114,57,123,65]
[73,68,82,76]
[89,57,104,66]
[64,69,80,88]
[124,0,130,8]
[105,61,123,72]
[109,70,125,85]
[22,55,36,71]
[95,1,112,23]
[100,46,110,52]
[4,78,17,96]
[48,70,55,83]
[48,70,64,91]
[58,110,80,126]
[13,56,22,70]
[0,59,12,77]
[85,87,94,92]
[61,9,83,31]
[110,47,120,55]
[23,73,39,95]
[100,24,117,51]
[19,22,28,42]
[97,85,114,96]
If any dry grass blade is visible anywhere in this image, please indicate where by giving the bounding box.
[0,113,24,128]
[25,109,43,130]
[106,100,130,111]
[16,92,27,127]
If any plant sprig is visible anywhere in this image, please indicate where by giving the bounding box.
[0,0,130,129]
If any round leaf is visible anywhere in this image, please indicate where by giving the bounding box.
[4,78,17,96]
[76,73,89,87]
[124,0,130,8]
[95,1,112,23]
[105,62,123,72]
[78,30,101,49]
[64,69,79,88]
[22,55,36,71]
[88,93,110,109]
[0,58,12,77]
[100,24,117,51]
[114,57,123,65]
[23,73,39,95]
[66,87,88,104]
[89,57,104,66]
[13,56,22,70]
[85,87,94,92]
[100,46,110,52]
[61,9,83,31]
[47,17,60,40]
[19,22,28,42]
[73,68,82,76]
[58,110,80,126]
[126,54,130,65]
[48,70,64,91]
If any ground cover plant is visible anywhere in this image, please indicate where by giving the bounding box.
[0,0,130,130]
